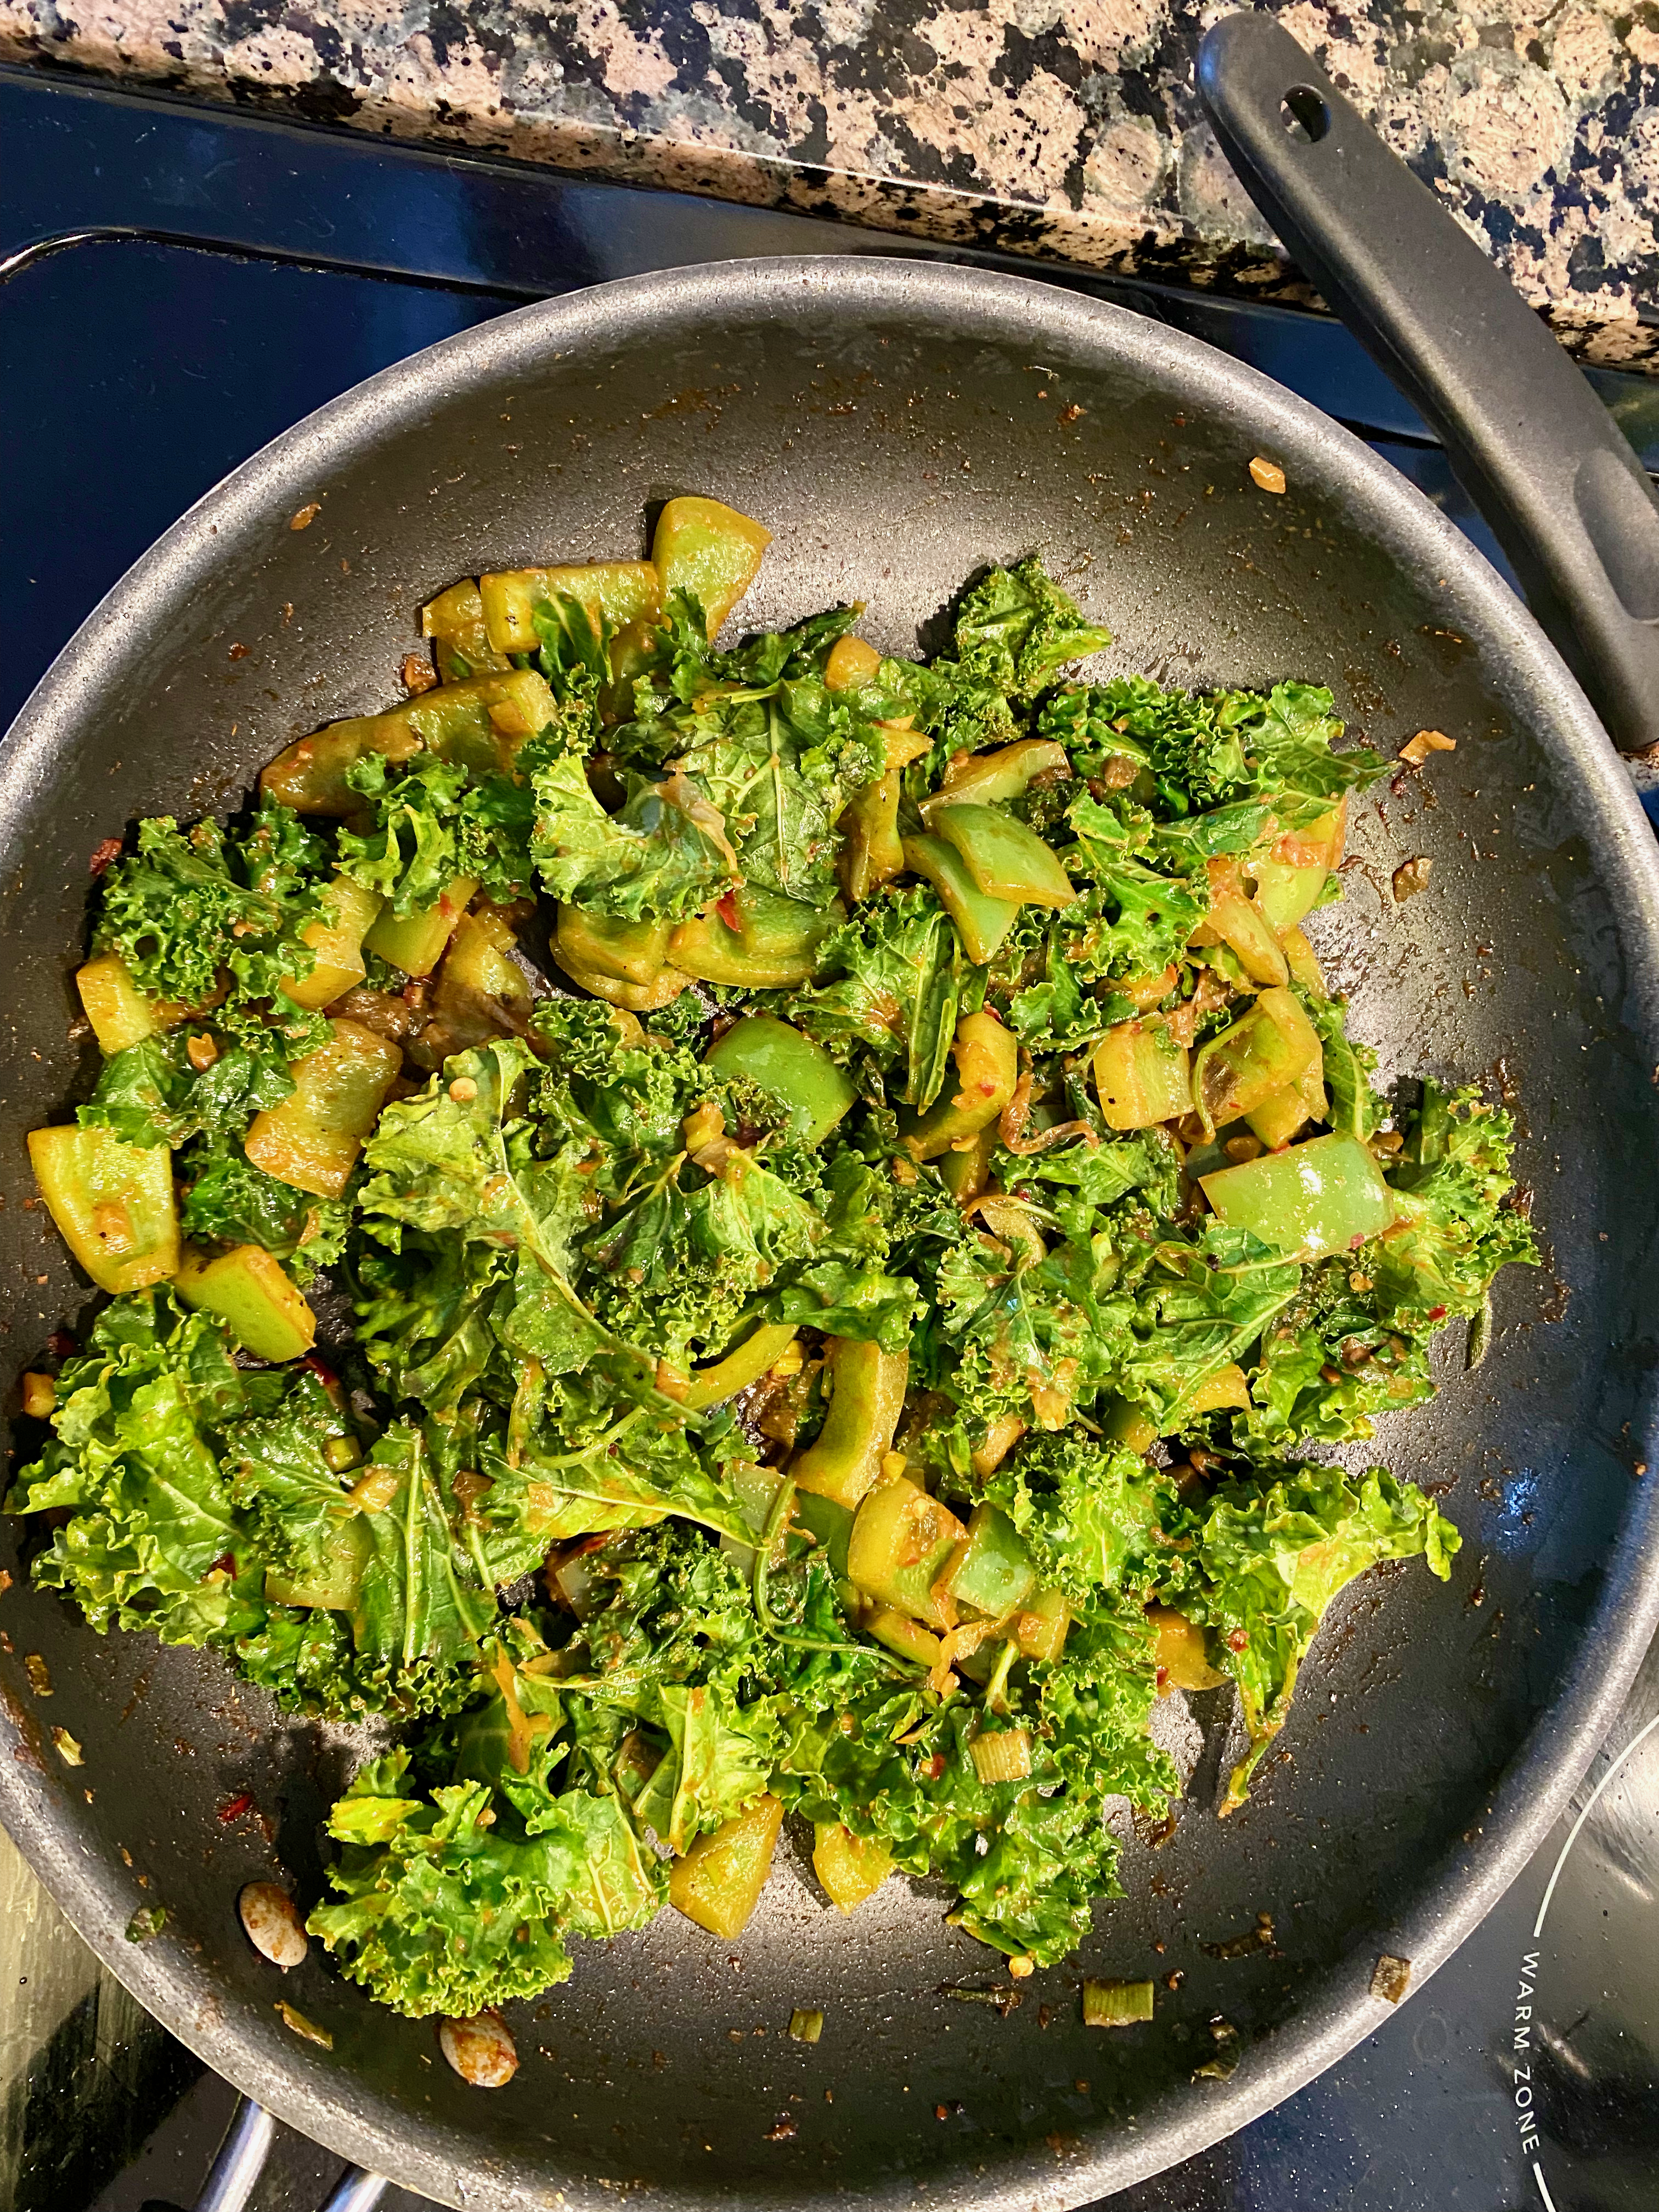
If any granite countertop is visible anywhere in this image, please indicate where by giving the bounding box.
[2,1,1657,365]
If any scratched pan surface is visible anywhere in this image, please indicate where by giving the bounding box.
[0,259,1656,2209]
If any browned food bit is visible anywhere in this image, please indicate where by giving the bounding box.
[87,837,123,877]
[289,502,321,531]
[788,2008,824,2044]
[400,653,439,696]
[23,1653,51,1696]
[50,1726,82,1765]
[1392,855,1434,901]
[1248,456,1287,494]
[275,2001,332,2047]
[1399,728,1457,767]
[1369,1953,1412,2005]
[239,1880,309,1970]
[439,2010,518,2087]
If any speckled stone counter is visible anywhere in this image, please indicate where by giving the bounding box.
[3,0,1657,366]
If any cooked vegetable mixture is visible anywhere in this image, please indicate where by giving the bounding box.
[10,498,1537,2020]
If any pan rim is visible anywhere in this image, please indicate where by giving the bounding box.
[3,251,1658,2208]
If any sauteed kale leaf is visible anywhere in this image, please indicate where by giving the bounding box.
[9,499,1536,2034]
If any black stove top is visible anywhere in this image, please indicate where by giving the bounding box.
[4,64,1656,2212]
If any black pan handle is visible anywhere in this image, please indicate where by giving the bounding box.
[1198,12,1659,759]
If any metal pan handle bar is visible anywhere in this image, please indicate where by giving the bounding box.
[1198,11,1659,760]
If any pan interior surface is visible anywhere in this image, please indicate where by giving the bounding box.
[0,259,1656,2210]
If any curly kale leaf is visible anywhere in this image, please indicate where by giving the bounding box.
[953,557,1111,702]
[1163,1462,1459,1813]
[530,754,736,921]
[308,1756,578,2017]
[1060,795,1209,980]
[786,885,961,1109]
[337,753,535,915]
[978,1432,1181,1604]
[94,806,332,1026]
[77,1032,293,1150]
[5,1293,269,1649]
[1374,1082,1539,1320]
[180,1147,350,1282]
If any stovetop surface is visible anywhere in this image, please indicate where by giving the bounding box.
[3,63,1656,2212]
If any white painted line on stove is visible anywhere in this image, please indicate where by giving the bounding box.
[1532,2159,1561,2212]
[1532,1710,1659,1938]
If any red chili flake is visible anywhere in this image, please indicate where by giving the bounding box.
[1155,1666,1170,1689]
[1427,1305,1448,1322]
[228,642,249,661]
[1227,1629,1249,1652]
[208,1552,236,1577]
[302,1354,339,1389]
[217,1791,253,1824]
[764,2116,798,2142]
[47,1331,77,1359]
[88,838,123,877]
[716,890,742,930]
[923,1752,947,1781]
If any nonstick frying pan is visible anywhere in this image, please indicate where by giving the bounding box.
[3,50,1659,2212]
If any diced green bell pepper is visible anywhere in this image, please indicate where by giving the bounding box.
[244,1018,403,1200]
[1147,1602,1225,1691]
[420,579,512,681]
[363,878,478,979]
[823,636,883,692]
[261,669,555,811]
[794,1489,855,1578]
[75,952,185,1057]
[551,945,691,1011]
[1093,1015,1192,1131]
[847,1474,965,1627]
[1013,1584,1070,1662]
[280,872,383,1011]
[840,771,905,903]
[898,1011,1018,1161]
[938,1502,1036,1620]
[669,888,842,989]
[791,1338,909,1511]
[934,803,1076,907]
[668,1793,782,1938]
[1250,857,1329,934]
[1190,860,1289,986]
[902,832,1019,965]
[1244,1054,1328,1150]
[176,1242,317,1362]
[812,1821,893,1912]
[855,1598,944,1669]
[652,497,772,638]
[1191,985,1321,1136]
[478,561,662,654]
[704,1015,856,1144]
[554,906,672,988]
[682,1322,799,1412]
[1199,1132,1398,1262]
[29,1124,179,1294]
[919,738,1070,820]
[937,1123,996,1203]
[1281,926,1327,999]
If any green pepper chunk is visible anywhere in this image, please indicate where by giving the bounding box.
[555,906,673,988]
[919,737,1070,820]
[840,770,905,904]
[934,803,1076,908]
[1199,1132,1397,1262]
[902,833,1020,965]
[704,1016,856,1145]
[651,496,772,638]
[681,1322,799,1411]
[1190,986,1321,1136]
[938,1503,1037,1620]
[176,1243,317,1363]
[261,669,555,813]
[1093,1015,1192,1131]
[669,888,843,989]
[898,1011,1019,1161]
[791,1338,909,1511]
[420,579,512,682]
[846,1474,965,1627]
[29,1124,179,1295]
[794,1489,855,1579]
